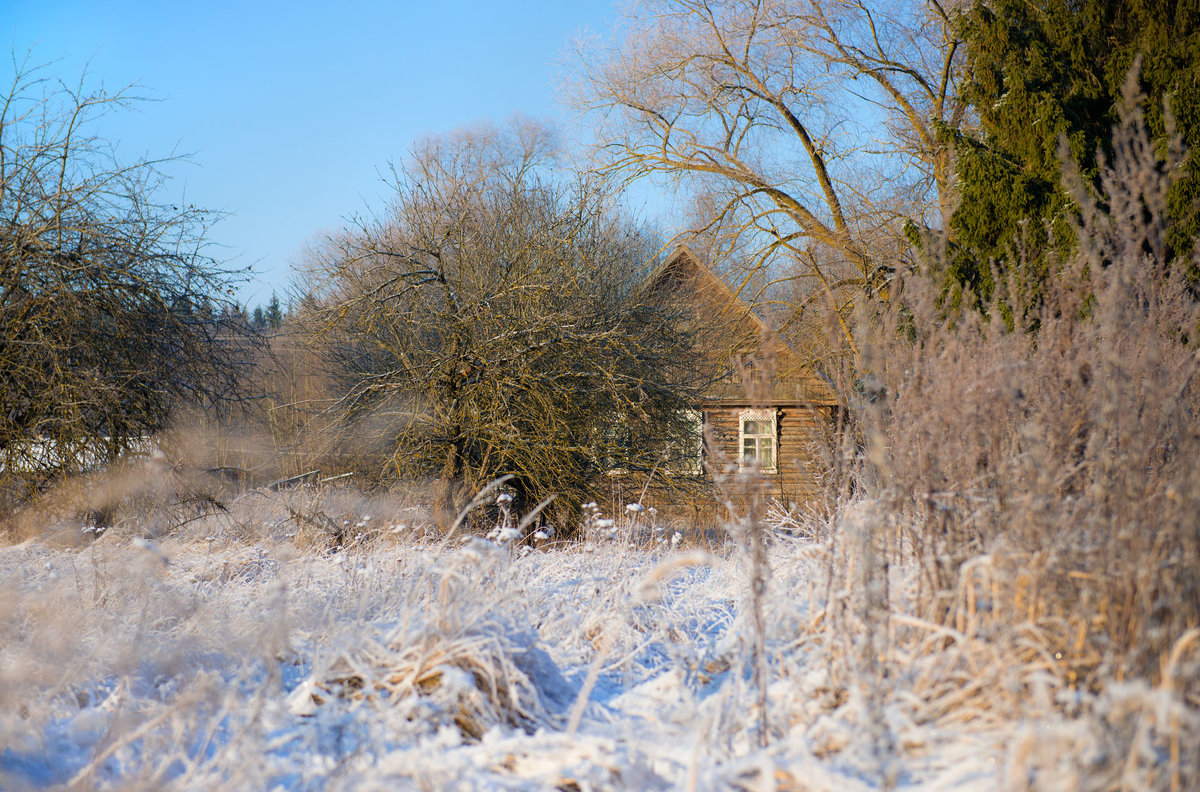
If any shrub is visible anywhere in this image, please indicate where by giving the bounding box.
[858,76,1200,688]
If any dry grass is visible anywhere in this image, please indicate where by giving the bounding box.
[288,581,567,742]
[790,85,1200,789]
[2,88,1198,792]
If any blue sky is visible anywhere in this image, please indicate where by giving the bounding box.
[7,0,627,306]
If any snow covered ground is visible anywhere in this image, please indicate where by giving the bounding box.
[0,503,1017,792]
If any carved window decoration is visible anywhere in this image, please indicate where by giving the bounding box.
[738,408,777,472]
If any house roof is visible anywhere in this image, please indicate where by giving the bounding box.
[641,246,838,407]
[639,244,773,333]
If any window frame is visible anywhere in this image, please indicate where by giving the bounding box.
[674,408,705,476]
[738,408,778,473]
[597,414,633,476]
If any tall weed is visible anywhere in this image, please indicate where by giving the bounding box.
[821,75,1200,786]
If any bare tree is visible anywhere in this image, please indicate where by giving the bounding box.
[575,0,967,353]
[0,56,248,503]
[302,121,717,532]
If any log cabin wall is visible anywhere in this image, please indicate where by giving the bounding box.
[703,405,830,506]
[639,245,841,512]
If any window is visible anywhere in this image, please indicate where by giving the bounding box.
[597,417,633,475]
[739,408,777,472]
[672,409,704,475]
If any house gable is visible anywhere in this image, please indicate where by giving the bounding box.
[641,245,838,507]
[641,246,838,408]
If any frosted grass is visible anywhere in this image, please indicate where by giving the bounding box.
[4,499,1187,790]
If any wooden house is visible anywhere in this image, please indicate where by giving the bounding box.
[641,246,839,507]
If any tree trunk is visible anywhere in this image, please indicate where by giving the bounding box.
[433,427,464,533]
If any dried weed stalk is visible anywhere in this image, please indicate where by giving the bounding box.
[813,74,1200,787]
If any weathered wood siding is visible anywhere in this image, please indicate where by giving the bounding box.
[640,247,841,511]
[704,405,830,506]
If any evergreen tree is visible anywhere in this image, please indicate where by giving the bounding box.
[265,293,283,330]
[950,0,1200,305]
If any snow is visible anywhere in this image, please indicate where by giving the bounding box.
[0,525,1012,790]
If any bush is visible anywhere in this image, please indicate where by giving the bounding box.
[0,59,247,508]
[300,121,717,533]
[858,77,1200,687]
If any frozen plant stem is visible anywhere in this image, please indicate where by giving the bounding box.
[854,506,896,788]
[567,627,613,738]
[731,466,771,749]
[748,495,770,749]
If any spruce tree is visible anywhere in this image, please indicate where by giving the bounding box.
[265,293,284,330]
[950,0,1200,305]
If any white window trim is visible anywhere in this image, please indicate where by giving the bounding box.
[738,408,777,473]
